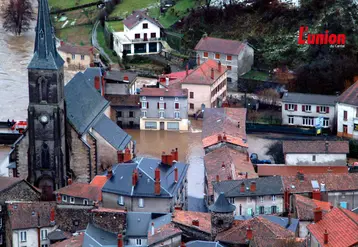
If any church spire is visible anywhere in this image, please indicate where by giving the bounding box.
[28,0,64,70]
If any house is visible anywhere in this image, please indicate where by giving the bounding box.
[57,42,99,70]
[307,207,358,247]
[336,81,358,138]
[101,152,188,213]
[5,201,56,247]
[113,9,163,58]
[103,70,138,95]
[282,140,349,166]
[292,194,332,238]
[281,92,337,130]
[212,176,284,217]
[139,87,189,131]
[282,173,358,210]
[105,94,141,128]
[159,60,228,116]
[183,240,226,247]
[194,36,254,91]
[204,146,258,205]
[202,108,248,154]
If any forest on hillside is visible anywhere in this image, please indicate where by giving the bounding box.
[176,0,358,95]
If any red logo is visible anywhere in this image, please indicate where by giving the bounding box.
[298,26,345,47]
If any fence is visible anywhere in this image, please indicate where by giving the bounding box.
[50,1,102,14]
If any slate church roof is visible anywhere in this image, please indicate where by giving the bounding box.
[208,192,236,213]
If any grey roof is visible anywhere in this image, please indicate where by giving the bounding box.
[83,67,103,88]
[7,162,16,169]
[28,0,64,70]
[282,92,337,106]
[261,215,299,233]
[149,213,172,230]
[208,192,236,213]
[186,241,226,247]
[65,72,110,135]
[212,176,284,197]
[47,229,67,241]
[104,70,137,83]
[93,114,132,150]
[83,223,117,247]
[352,207,358,214]
[126,212,152,237]
[102,157,188,199]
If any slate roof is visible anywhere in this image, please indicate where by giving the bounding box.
[208,192,236,213]
[7,201,56,230]
[257,165,348,177]
[93,114,132,150]
[47,229,72,241]
[83,223,117,247]
[104,94,140,107]
[204,146,258,196]
[172,210,211,234]
[281,173,358,193]
[281,92,337,105]
[148,222,182,246]
[194,37,246,55]
[294,194,332,221]
[123,10,163,29]
[104,70,137,83]
[28,0,64,70]
[65,72,109,135]
[337,81,358,106]
[126,212,152,237]
[202,108,247,148]
[102,157,188,199]
[186,241,226,247]
[51,232,84,247]
[83,67,103,88]
[283,141,349,154]
[213,176,284,197]
[58,43,94,56]
[54,182,104,201]
[140,87,188,97]
[307,207,358,247]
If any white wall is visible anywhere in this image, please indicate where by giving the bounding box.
[299,221,310,238]
[337,102,358,138]
[13,226,55,247]
[285,153,347,166]
[124,20,161,41]
[128,238,148,246]
[181,84,211,115]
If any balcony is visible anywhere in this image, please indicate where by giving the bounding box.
[130,37,164,43]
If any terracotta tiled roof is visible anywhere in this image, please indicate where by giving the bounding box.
[0,177,23,192]
[158,70,194,83]
[251,237,306,247]
[337,81,358,106]
[216,216,294,245]
[90,175,108,188]
[194,37,246,55]
[58,43,94,56]
[202,108,247,148]
[148,223,182,245]
[123,9,163,29]
[55,182,105,201]
[294,194,332,221]
[283,141,349,154]
[282,173,358,194]
[104,94,140,107]
[172,210,211,234]
[307,207,358,247]
[140,87,188,97]
[50,232,84,247]
[204,146,257,196]
[8,201,56,230]
[91,207,126,213]
[257,165,348,177]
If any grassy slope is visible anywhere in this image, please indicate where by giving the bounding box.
[56,25,93,46]
[159,0,196,28]
[110,0,160,18]
[97,25,118,62]
[49,0,98,9]
[106,21,124,32]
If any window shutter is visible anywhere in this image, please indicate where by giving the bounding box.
[326,107,329,113]
[302,105,305,111]
[317,106,320,112]
[157,102,159,109]
[285,104,288,110]
[147,102,149,108]
[164,103,166,109]
[294,105,297,111]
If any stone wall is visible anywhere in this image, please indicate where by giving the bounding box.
[211,212,234,237]
[172,223,211,242]
[92,210,126,234]
[15,134,29,179]
[204,143,248,155]
[0,180,40,202]
[55,205,93,232]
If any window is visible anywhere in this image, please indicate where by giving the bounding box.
[62,195,67,202]
[42,245,48,247]
[135,33,140,39]
[139,198,144,208]
[319,106,328,113]
[174,112,180,119]
[159,111,164,118]
[203,52,208,58]
[145,122,157,129]
[304,105,311,112]
[226,55,232,61]
[175,103,180,109]
[190,103,194,109]
[80,55,85,60]
[227,66,232,70]
[247,197,252,203]
[142,111,147,118]
[323,118,329,127]
[287,104,295,111]
[129,111,134,118]
[160,97,163,101]
[312,155,316,161]
[117,111,122,118]
[303,117,314,126]
[142,96,146,100]
[215,53,220,59]
[20,231,27,242]
[344,110,348,120]
[228,198,234,204]
[271,206,277,214]
[159,102,165,109]
[272,195,276,202]
[136,239,142,245]
[259,206,265,214]
[83,199,88,205]
[190,92,194,99]
[72,54,75,60]
[288,116,294,125]
[259,196,264,203]
[118,196,124,205]
[41,229,48,240]
[151,33,156,38]
[141,102,147,109]
[143,23,148,29]
[73,220,79,226]
[70,197,75,204]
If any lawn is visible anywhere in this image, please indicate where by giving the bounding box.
[158,0,197,28]
[105,21,124,32]
[240,70,270,81]
[97,25,118,63]
[110,0,160,18]
[56,25,93,46]
[48,0,98,10]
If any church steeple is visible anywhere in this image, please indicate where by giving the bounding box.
[28,0,64,70]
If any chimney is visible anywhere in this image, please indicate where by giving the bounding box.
[197,55,200,66]
[107,168,113,179]
[186,64,189,77]
[246,226,253,240]
[117,150,124,163]
[167,154,173,166]
[324,230,328,244]
[223,134,227,141]
[175,148,179,161]
[211,68,214,79]
[174,168,178,183]
[313,207,322,223]
[94,76,100,90]
[166,77,169,86]
[312,189,321,200]
[123,75,129,81]
[101,77,106,96]
[218,61,221,72]
[123,148,131,162]
[151,222,155,236]
[56,194,61,203]
[67,178,72,185]
[181,242,186,247]
[161,151,167,165]
[250,181,256,192]
[240,182,245,192]
[192,219,199,227]
[284,188,290,212]
[325,141,329,152]
[286,213,291,228]
[155,168,161,195]
[132,170,137,186]
[117,233,123,247]
[218,134,222,142]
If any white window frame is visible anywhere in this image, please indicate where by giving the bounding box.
[272,195,276,202]
[118,196,124,205]
[136,239,142,245]
[83,199,89,205]
[139,198,144,208]
[174,111,180,119]
[303,117,314,126]
[142,96,146,100]
[228,197,234,204]
[62,195,67,202]
[72,54,75,60]
[41,229,48,240]
[80,55,85,60]
[160,97,163,101]
[304,105,311,112]
[159,111,164,119]
[203,52,208,58]
[323,118,329,127]
[260,196,264,203]
[288,116,294,125]
[287,104,295,111]
[320,106,327,113]
[214,53,220,60]
[175,97,178,101]
[70,197,75,204]
[142,111,147,118]
[20,231,27,242]
[226,55,232,61]
[159,102,165,110]
[141,102,147,109]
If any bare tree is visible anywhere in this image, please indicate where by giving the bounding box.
[258,88,280,106]
[2,0,34,35]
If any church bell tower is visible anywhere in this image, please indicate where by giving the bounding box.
[27,0,66,199]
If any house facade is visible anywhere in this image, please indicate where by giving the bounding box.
[139,87,189,131]
[113,10,163,58]
[195,36,254,91]
[58,42,99,70]
[281,92,337,130]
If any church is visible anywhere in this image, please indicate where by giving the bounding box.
[7,0,135,200]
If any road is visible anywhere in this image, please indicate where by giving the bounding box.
[92,21,114,64]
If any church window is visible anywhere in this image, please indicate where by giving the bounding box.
[38,77,48,102]
[41,142,50,169]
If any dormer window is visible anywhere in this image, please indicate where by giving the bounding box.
[143,23,148,29]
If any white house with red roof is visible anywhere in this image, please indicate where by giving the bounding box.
[113,9,163,58]
[195,36,254,91]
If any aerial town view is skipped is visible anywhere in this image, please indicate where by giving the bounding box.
[0,0,358,246]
